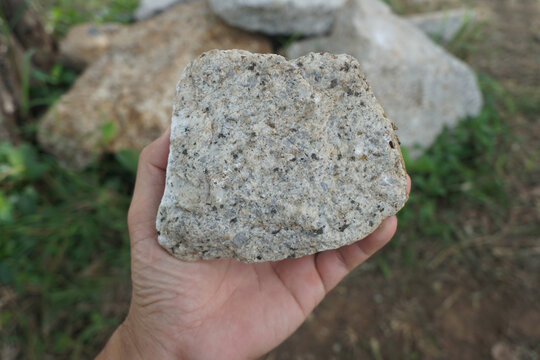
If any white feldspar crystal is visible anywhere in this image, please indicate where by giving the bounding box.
[157,50,408,263]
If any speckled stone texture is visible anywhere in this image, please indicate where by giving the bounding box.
[208,0,347,35]
[157,50,408,263]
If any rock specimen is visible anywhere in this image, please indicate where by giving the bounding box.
[59,23,124,70]
[157,50,408,263]
[287,0,483,155]
[407,8,478,43]
[38,2,271,169]
[208,0,347,35]
[135,0,198,20]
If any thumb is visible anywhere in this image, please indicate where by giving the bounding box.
[128,127,171,244]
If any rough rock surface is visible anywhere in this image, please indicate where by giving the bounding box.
[135,0,198,20]
[208,0,347,35]
[157,50,408,263]
[38,2,271,169]
[59,23,124,70]
[287,0,483,154]
[407,8,478,42]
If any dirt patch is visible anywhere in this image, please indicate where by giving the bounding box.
[268,256,539,359]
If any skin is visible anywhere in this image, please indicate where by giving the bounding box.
[97,127,411,360]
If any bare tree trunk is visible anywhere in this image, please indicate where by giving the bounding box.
[0,0,56,143]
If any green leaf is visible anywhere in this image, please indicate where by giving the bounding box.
[19,144,48,180]
[115,149,139,175]
[378,258,392,278]
[100,121,118,144]
[0,191,14,222]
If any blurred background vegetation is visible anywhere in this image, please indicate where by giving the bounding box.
[1,0,538,359]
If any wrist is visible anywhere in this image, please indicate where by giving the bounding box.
[97,317,182,360]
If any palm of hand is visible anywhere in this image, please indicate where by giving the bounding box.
[130,243,310,359]
[129,224,395,360]
[120,129,405,359]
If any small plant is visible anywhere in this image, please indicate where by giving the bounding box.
[29,64,78,112]
[41,0,139,36]
[273,32,304,52]
[446,14,486,60]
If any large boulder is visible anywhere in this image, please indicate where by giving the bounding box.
[38,2,271,169]
[287,0,483,154]
[208,0,347,35]
[157,50,408,262]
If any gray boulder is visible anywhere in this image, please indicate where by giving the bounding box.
[135,0,198,20]
[157,50,408,263]
[208,0,347,35]
[287,0,483,154]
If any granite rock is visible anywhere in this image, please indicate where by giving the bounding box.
[135,0,198,20]
[287,0,483,155]
[59,23,124,70]
[38,2,271,169]
[407,8,478,42]
[208,0,347,35]
[157,50,408,263]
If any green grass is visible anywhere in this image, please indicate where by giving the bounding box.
[0,143,135,358]
[39,0,139,36]
[29,64,78,111]
[446,16,486,61]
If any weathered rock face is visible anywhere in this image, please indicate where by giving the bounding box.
[287,0,483,154]
[38,2,271,169]
[208,0,347,35]
[59,23,124,70]
[407,8,478,43]
[135,0,198,20]
[157,50,408,263]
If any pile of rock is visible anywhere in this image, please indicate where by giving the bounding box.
[41,0,482,168]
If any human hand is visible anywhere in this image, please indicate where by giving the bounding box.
[98,128,411,360]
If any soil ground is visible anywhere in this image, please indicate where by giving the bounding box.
[267,0,540,358]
